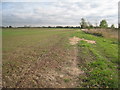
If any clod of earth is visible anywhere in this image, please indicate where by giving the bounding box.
[69,36,96,45]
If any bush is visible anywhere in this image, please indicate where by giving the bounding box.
[84,31,103,37]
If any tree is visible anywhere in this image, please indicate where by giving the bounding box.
[99,20,108,28]
[8,26,12,28]
[88,22,94,29]
[111,24,115,29]
[95,20,98,28]
[80,18,88,29]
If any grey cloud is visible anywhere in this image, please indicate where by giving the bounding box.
[2,0,119,27]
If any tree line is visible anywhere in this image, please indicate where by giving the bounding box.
[80,18,116,29]
[2,25,80,28]
[2,18,118,29]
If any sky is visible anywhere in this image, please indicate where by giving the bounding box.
[1,0,119,27]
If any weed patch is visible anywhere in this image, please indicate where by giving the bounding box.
[64,78,70,83]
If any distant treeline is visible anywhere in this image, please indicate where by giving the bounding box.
[1,18,119,29]
[1,26,81,28]
[1,25,119,30]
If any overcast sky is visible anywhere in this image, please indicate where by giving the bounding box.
[1,0,119,27]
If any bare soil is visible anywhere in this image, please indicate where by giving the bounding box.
[69,36,96,45]
[3,36,84,88]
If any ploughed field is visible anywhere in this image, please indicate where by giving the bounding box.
[2,28,118,88]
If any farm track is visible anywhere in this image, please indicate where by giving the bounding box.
[2,30,83,88]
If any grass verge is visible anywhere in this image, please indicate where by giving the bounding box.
[71,31,118,88]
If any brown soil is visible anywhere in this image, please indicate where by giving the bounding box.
[3,36,84,88]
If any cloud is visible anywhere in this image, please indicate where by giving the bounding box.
[2,0,59,2]
[118,2,120,24]
[2,0,119,27]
